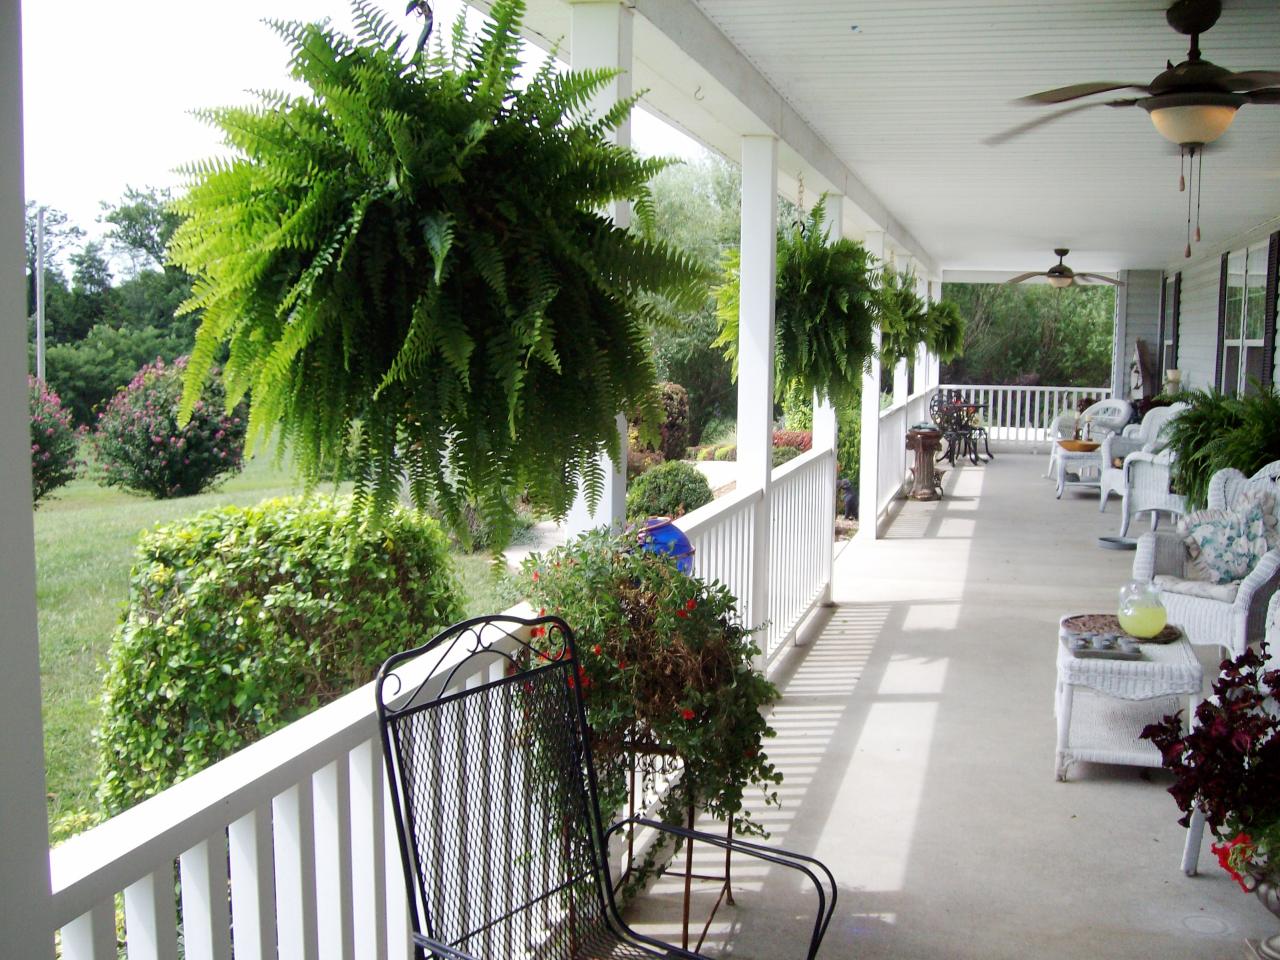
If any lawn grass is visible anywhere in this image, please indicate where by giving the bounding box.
[35,454,519,837]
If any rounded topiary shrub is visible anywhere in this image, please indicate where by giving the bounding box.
[29,377,81,507]
[96,496,464,813]
[92,356,246,499]
[626,460,712,521]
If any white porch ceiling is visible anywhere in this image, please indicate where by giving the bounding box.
[689,0,1280,274]
[508,0,1280,276]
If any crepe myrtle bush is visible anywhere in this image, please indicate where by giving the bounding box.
[29,377,82,507]
[96,495,464,813]
[524,528,781,835]
[91,356,246,499]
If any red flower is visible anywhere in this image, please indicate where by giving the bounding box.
[618,659,627,670]
[592,644,602,656]
[680,708,695,720]
[530,626,544,639]
[676,610,688,619]
[538,608,546,617]
[532,570,540,582]
[1212,833,1256,892]
[685,599,697,611]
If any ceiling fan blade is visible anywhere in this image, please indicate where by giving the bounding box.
[1017,81,1150,105]
[1246,87,1280,104]
[1074,273,1125,286]
[1225,70,1280,91]
[985,100,1137,146]
[1005,272,1047,285]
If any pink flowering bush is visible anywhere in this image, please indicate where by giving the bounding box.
[29,377,81,507]
[91,357,246,499]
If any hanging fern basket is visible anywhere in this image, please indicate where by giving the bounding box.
[169,0,709,550]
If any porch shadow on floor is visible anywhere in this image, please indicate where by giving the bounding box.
[626,452,1272,959]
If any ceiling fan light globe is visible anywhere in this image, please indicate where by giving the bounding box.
[1142,94,1242,144]
[1047,275,1073,288]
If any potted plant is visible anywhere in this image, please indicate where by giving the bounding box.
[168,0,710,550]
[1165,387,1280,509]
[1143,643,1280,952]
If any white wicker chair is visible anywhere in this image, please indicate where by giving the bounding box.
[1044,397,1133,479]
[1132,460,1280,659]
[1098,403,1188,530]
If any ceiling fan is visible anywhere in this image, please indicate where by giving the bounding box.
[991,0,1280,147]
[1005,250,1124,289]
[989,0,1280,257]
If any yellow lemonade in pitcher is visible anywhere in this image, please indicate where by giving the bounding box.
[1118,605,1166,638]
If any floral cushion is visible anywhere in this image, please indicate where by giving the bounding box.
[1180,492,1275,584]
[1152,573,1240,603]
[1232,488,1279,550]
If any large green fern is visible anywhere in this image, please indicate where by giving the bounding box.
[169,0,709,549]
[714,196,876,407]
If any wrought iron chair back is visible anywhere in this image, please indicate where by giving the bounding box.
[376,614,837,960]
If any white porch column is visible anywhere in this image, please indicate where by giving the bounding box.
[0,0,54,956]
[565,0,633,536]
[858,232,885,536]
[811,196,841,454]
[738,135,778,652]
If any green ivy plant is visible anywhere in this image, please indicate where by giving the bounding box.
[1167,387,1280,509]
[169,1,709,550]
[715,195,876,408]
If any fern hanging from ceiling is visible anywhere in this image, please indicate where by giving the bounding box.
[168,0,710,550]
[714,195,876,408]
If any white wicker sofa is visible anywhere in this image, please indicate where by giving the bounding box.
[1132,460,1280,659]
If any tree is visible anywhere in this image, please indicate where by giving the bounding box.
[24,202,83,316]
[940,283,1113,387]
[43,324,189,424]
[101,186,184,276]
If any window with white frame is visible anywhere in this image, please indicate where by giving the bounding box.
[1218,242,1269,397]
[1159,272,1179,384]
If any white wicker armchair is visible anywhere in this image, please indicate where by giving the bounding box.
[1044,397,1133,479]
[1098,403,1188,532]
[1132,460,1280,659]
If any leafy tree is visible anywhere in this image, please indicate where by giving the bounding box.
[645,158,739,443]
[60,242,117,341]
[170,2,708,550]
[101,186,184,275]
[43,324,188,424]
[941,283,1113,386]
[24,202,83,316]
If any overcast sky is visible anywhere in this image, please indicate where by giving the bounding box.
[21,0,705,250]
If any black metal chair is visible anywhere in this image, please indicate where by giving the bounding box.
[376,614,837,960]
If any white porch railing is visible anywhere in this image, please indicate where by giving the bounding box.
[48,459,836,959]
[47,615,535,960]
[938,384,1112,448]
[766,447,836,660]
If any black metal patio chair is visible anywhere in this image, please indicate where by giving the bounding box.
[376,613,837,960]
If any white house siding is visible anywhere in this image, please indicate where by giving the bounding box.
[1168,216,1280,392]
[1112,269,1163,399]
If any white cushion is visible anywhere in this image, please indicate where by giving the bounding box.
[1153,573,1241,603]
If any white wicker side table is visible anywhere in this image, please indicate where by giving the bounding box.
[1054,616,1203,781]
[1055,447,1102,499]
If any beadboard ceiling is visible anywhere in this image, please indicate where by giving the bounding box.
[505,0,1280,274]
[689,0,1280,274]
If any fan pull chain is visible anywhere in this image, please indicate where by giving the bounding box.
[1184,146,1196,258]
[1187,149,1198,245]
[1179,146,1186,193]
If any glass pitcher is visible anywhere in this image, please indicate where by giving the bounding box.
[1118,580,1167,638]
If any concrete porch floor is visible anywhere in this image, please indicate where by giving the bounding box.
[631,451,1274,959]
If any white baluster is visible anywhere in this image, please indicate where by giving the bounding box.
[62,901,117,960]
[229,805,278,960]
[274,780,319,959]
[315,758,355,960]
[180,833,232,960]
[124,867,180,960]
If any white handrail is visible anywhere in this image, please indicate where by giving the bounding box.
[938,384,1112,449]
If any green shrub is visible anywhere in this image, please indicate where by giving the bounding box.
[96,496,464,813]
[29,377,81,507]
[626,460,713,520]
[91,357,246,499]
[525,529,780,834]
[43,322,189,425]
[772,445,802,468]
[714,444,736,462]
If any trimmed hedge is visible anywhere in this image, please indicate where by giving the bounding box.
[626,460,713,520]
[96,496,464,813]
